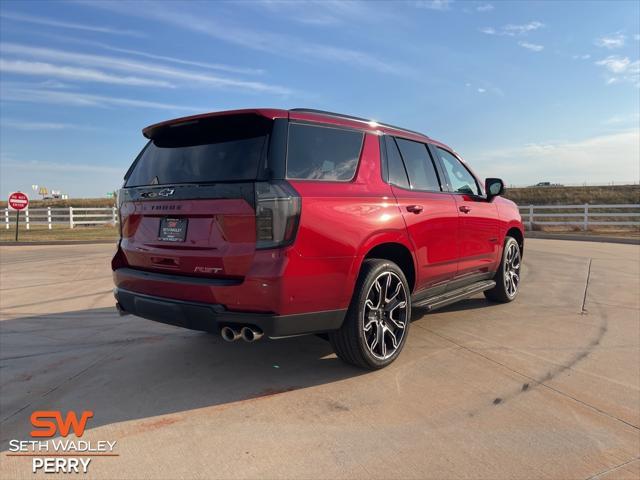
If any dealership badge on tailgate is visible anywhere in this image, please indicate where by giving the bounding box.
[159,217,187,242]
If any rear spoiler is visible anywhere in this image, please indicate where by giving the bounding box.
[142,108,287,139]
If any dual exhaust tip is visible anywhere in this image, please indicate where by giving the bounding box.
[221,326,264,343]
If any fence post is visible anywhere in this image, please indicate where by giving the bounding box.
[112,206,117,226]
[528,205,534,230]
[4,208,8,229]
[47,207,52,230]
[69,206,74,229]
[25,208,30,230]
[583,203,589,231]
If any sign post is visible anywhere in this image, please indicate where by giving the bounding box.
[8,192,29,241]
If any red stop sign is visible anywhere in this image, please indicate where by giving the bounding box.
[8,191,29,211]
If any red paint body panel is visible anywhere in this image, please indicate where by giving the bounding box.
[391,187,459,290]
[114,108,524,327]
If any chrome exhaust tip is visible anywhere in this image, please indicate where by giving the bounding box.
[221,326,241,342]
[115,302,129,316]
[241,326,264,342]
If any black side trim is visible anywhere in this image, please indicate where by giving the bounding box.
[116,267,242,286]
[121,182,256,209]
[412,280,496,311]
[114,288,346,337]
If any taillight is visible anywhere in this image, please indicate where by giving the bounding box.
[255,181,301,249]
[116,188,123,238]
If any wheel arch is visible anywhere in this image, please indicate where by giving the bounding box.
[506,226,524,257]
[362,241,416,293]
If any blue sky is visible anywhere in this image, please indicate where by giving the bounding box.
[0,0,638,198]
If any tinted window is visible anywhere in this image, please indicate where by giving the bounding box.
[386,137,409,189]
[125,115,271,187]
[437,148,480,195]
[395,138,441,191]
[286,124,363,181]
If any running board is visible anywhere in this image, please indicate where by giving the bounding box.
[412,280,496,312]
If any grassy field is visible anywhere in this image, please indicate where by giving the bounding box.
[0,225,118,242]
[504,184,639,205]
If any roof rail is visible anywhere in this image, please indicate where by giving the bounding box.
[289,108,427,138]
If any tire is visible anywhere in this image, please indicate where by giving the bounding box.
[484,236,521,303]
[329,259,411,370]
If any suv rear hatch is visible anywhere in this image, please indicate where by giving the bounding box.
[118,113,298,280]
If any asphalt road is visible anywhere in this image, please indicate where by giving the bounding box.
[0,240,638,479]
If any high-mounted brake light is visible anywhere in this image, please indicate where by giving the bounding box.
[255,181,301,249]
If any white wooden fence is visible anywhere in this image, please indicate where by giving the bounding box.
[3,204,640,231]
[519,204,640,230]
[4,207,117,230]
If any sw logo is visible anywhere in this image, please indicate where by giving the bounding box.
[6,410,117,474]
[30,410,94,437]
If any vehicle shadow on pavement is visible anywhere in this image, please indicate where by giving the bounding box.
[0,307,364,448]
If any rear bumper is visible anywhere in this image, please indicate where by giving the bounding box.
[114,287,346,338]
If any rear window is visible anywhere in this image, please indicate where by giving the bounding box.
[125,114,272,187]
[286,123,363,181]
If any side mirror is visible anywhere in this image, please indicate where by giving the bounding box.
[485,178,504,200]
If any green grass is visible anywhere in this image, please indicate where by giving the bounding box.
[0,225,118,242]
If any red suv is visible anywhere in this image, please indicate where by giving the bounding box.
[113,108,524,369]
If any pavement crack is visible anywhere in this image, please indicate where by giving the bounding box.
[581,258,592,314]
[584,456,640,480]
[417,324,638,432]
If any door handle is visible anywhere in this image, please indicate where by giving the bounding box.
[459,206,472,214]
[406,205,424,214]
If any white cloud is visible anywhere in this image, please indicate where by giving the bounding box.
[594,33,625,49]
[480,21,544,36]
[76,0,408,74]
[412,0,453,11]
[254,0,385,26]
[595,55,640,86]
[635,34,640,41]
[477,88,486,93]
[0,86,199,111]
[92,44,265,76]
[0,159,123,174]
[603,113,640,125]
[0,156,127,198]
[0,120,98,131]
[480,27,496,35]
[518,41,544,52]
[0,43,291,94]
[572,54,591,60]
[0,59,174,88]
[473,130,640,184]
[503,21,544,35]
[476,3,494,12]
[596,55,631,73]
[0,11,144,37]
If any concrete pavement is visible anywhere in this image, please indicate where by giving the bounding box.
[0,240,638,479]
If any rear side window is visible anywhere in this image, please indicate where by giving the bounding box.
[286,123,363,181]
[437,147,480,196]
[385,137,410,189]
[395,138,441,191]
[125,114,271,187]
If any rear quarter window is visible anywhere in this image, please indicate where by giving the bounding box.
[286,123,363,181]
